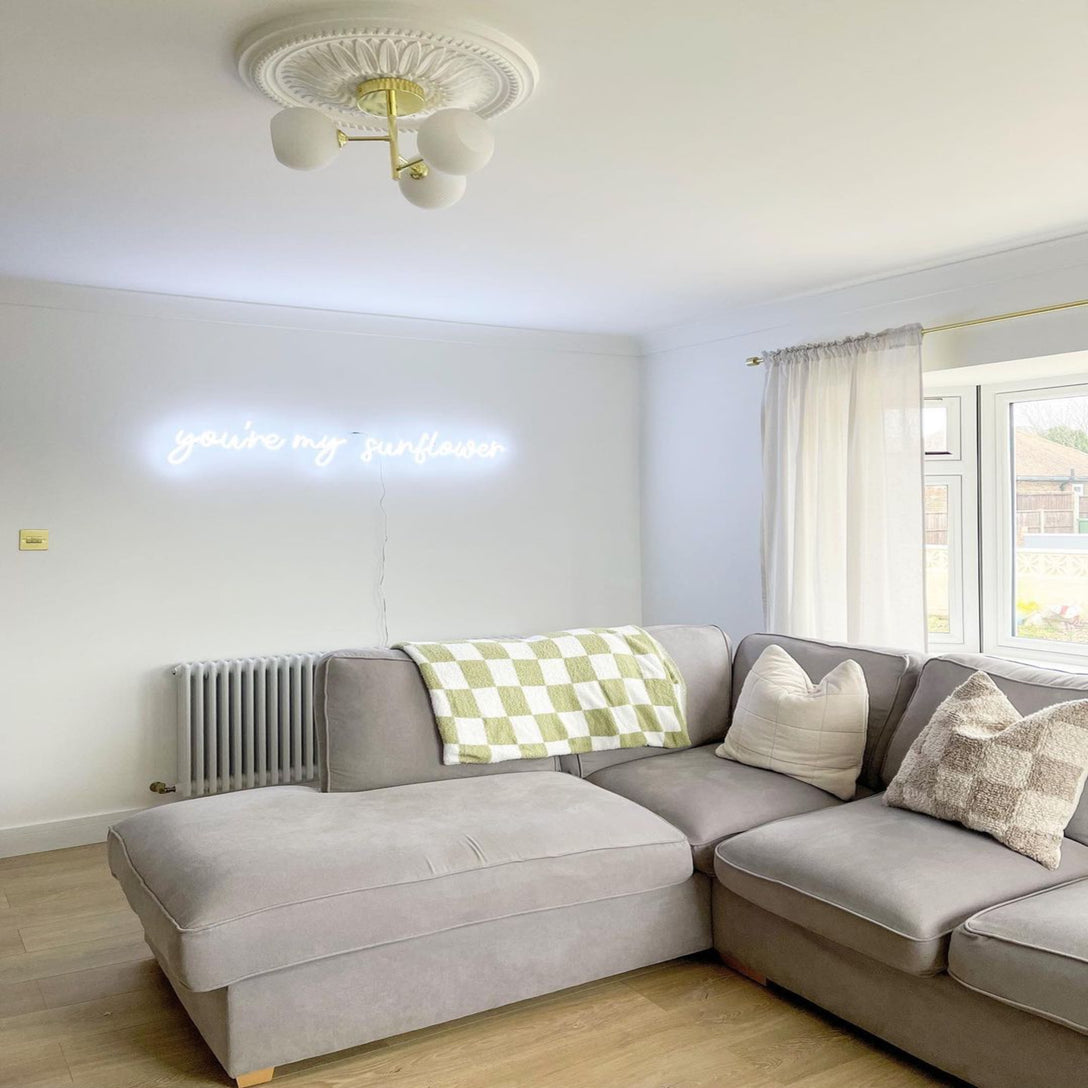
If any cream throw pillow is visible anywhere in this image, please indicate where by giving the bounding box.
[885,671,1088,869]
[716,644,869,800]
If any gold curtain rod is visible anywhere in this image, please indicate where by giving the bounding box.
[744,295,1088,366]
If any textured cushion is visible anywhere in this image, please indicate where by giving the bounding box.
[886,671,1088,868]
[109,774,692,992]
[717,644,868,800]
[731,634,922,791]
[949,878,1088,1035]
[882,655,1088,849]
[588,743,841,872]
[714,794,1088,976]
[560,625,732,777]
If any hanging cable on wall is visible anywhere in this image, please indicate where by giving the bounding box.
[353,430,391,646]
[375,452,390,646]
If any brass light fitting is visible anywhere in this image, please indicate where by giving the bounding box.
[355,77,427,118]
[240,9,537,209]
[268,75,496,208]
[338,79,429,182]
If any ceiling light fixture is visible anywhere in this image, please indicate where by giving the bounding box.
[236,6,538,210]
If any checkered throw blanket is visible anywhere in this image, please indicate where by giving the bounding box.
[397,626,689,764]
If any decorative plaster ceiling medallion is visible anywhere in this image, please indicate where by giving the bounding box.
[236,4,539,136]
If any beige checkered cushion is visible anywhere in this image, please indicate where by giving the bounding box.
[885,671,1088,869]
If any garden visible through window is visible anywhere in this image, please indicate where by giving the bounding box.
[1012,395,1088,646]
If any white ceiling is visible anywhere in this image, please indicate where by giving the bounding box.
[2,0,1088,334]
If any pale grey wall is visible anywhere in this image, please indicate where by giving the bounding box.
[0,282,642,837]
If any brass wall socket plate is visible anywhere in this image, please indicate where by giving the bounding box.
[19,529,49,551]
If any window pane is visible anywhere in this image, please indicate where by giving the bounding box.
[924,400,950,455]
[925,483,950,635]
[1012,395,1088,645]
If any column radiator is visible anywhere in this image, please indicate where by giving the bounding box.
[172,653,323,798]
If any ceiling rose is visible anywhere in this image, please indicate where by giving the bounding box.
[236,4,539,136]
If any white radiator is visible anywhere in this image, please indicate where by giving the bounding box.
[172,653,322,798]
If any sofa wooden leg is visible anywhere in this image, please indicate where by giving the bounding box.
[718,950,768,986]
[236,1069,274,1087]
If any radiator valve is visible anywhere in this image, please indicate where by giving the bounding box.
[149,781,177,794]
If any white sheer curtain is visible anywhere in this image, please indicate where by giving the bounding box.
[761,324,926,651]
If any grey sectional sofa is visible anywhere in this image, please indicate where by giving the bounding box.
[108,625,1088,1087]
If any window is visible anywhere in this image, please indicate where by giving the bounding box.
[923,389,977,653]
[927,373,1088,664]
[982,382,1088,664]
[924,396,961,458]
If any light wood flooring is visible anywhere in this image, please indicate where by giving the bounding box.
[0,843,962,1088]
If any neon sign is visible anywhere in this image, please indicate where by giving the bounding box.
[166,422,506,468]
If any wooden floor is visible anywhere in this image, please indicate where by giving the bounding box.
[0,844,962,1088]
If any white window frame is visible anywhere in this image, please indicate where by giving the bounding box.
[923,386,979,654]
[980,376,1088,666]
[924,395,963,459]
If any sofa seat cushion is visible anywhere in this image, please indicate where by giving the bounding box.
[949,878,1088,1034]
[108,773,692,992]
[714,795,1088,976]
[588,743,842,873]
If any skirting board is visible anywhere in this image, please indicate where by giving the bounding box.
[0,807,149,858]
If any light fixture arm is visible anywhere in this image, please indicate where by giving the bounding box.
[386,87,400,181]
[267,80,485,206]
[334,81,430,181]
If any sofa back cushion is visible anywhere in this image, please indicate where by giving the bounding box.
[558,624,732,777]
[732,634,923,791]
[882,654,1088,845]
[317,625,731,791]
[316,648,560,792]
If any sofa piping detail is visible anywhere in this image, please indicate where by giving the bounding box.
[960,877,1088,967]
[947,967,1088,1037]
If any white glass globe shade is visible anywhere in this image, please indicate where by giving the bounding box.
[417,109,494,176]
[398,168,467,210]
[270,108,340,171]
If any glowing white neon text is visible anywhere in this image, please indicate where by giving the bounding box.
[167,423,505,468]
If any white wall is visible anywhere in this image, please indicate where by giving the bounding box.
[641,232,1088,640]
[0,280,642,852]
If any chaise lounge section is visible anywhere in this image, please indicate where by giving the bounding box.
[108,625,730,1084]
[110,772,707,1081]
[108,625,1088,1087]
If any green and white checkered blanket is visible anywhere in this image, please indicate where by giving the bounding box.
[397,625,689,764]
